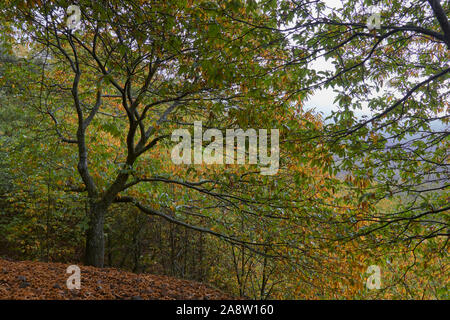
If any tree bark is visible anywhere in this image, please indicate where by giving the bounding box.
[84,202,107,267]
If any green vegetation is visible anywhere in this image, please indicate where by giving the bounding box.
[0,0,448,299]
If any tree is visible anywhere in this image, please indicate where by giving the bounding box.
[2,0,312,267]
[215,0,448,293]
[277,0,449,279]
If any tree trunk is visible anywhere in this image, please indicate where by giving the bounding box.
[84,202,107,267]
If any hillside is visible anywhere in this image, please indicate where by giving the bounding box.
[0,258,234,300]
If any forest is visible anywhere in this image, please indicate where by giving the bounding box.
[0,0,448,300]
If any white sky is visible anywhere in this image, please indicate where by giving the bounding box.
[301,0,373,119]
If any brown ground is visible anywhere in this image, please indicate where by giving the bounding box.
[0,258,234,300]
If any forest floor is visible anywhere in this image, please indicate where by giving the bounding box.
[0,258,234,300]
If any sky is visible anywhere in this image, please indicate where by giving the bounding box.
[303,57,373,119]
[301,0,373,119]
